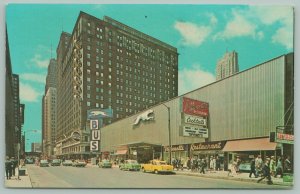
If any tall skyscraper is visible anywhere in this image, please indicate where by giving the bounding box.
[5,26,23,158]
[42,59,57,157]
[55,11,178,159]
[216,51,239,80]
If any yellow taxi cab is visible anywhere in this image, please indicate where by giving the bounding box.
[141,160,174,174]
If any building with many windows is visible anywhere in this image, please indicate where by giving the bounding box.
[55,11,178,159]
[5,27,24,158]
[42,59,57,158]
[216,50,239,80]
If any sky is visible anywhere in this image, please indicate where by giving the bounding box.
[5,4,294,151]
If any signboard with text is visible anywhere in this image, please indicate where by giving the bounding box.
[183,125,208,138]
[184,114,207,126]
[182,97,209,117]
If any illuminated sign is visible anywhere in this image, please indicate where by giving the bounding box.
[90,120,99,130]
[182,97,209,117]
[276,133,294,144]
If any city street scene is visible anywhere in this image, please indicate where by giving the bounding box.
[4,3,294,189]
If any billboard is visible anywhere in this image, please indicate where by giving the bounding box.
[182,97,209,117]
[87,108,113,120]
[182,125,208,138]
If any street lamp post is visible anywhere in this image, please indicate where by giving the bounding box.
[162,104,171,165]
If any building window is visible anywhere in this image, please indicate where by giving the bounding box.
[87,101,91,106]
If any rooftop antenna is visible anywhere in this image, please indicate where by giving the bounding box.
[50,43,53,59]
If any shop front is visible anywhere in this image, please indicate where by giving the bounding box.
[222,137,279,170]
[190,141,226,170]
[163,144,189,164]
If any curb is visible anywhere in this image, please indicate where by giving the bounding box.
[175,171,293,187]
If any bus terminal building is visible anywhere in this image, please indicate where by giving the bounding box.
[100,53,294,168]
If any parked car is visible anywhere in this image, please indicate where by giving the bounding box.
[25,158,34,164]
[51,159,61,166]
[72,160,87,167]
[99,159,112,168]
[62,160,73,166]
[39,160,49,167]
[119,160,141,171]
[141,160,174,174]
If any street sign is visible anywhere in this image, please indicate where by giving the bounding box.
[90,120,99,130]
[90,141,99,151]
[91,130,100,141]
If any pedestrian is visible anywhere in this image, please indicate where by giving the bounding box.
[257,158,273,184]
[215,156,221,171]
[274,157,283,178]
[5,156,12,180]
[187,157,191,170]
[269,156,276,176]
[236,156,241,174]
[228,158,238,177]
[284,156,292,173]
[199,159,206,174]
[255,155,263,177]
[249,158,256,178]
[10,157,17,177]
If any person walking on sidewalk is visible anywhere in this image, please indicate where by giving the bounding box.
[274,157,283,178]
[257,158,273,185]
[199,159,206,174]
[255,155,263,177]
[5,156,12,180]
[284,156,292,173]
[249,158,256,178]
[10,157,17,177]
[269,156,276,176]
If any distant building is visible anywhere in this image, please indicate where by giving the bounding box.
[55,11,178,159]
[31,143,42,153]
[42,59,57,157]
[216,51,239,80]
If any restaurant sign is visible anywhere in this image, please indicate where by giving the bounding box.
[190,141,226,151]
[164,144,188,152]
[182,97,209,117]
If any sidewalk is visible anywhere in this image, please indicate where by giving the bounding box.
[174,169,293,187]
[4,167,32,188]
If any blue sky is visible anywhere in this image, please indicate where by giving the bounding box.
[5,4,294,151]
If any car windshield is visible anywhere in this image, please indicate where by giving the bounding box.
[158,161,167,165]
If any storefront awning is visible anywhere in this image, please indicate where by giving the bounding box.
[115,150,128,155]
[222,138,277,152]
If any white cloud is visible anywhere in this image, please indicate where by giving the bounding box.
[174,21,212,47]
[250,6,294,49]
[20,83,43,102]
[30,54,49,68]
[179,65,215,95]
[214,11,256,40]
[272,28,293,49]
[20,73,46,84]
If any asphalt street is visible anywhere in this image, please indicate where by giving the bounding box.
[26,164,288,189]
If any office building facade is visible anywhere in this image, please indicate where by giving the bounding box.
[42,59,57,158]
[216,51,239,80]
[55,12,178,159]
